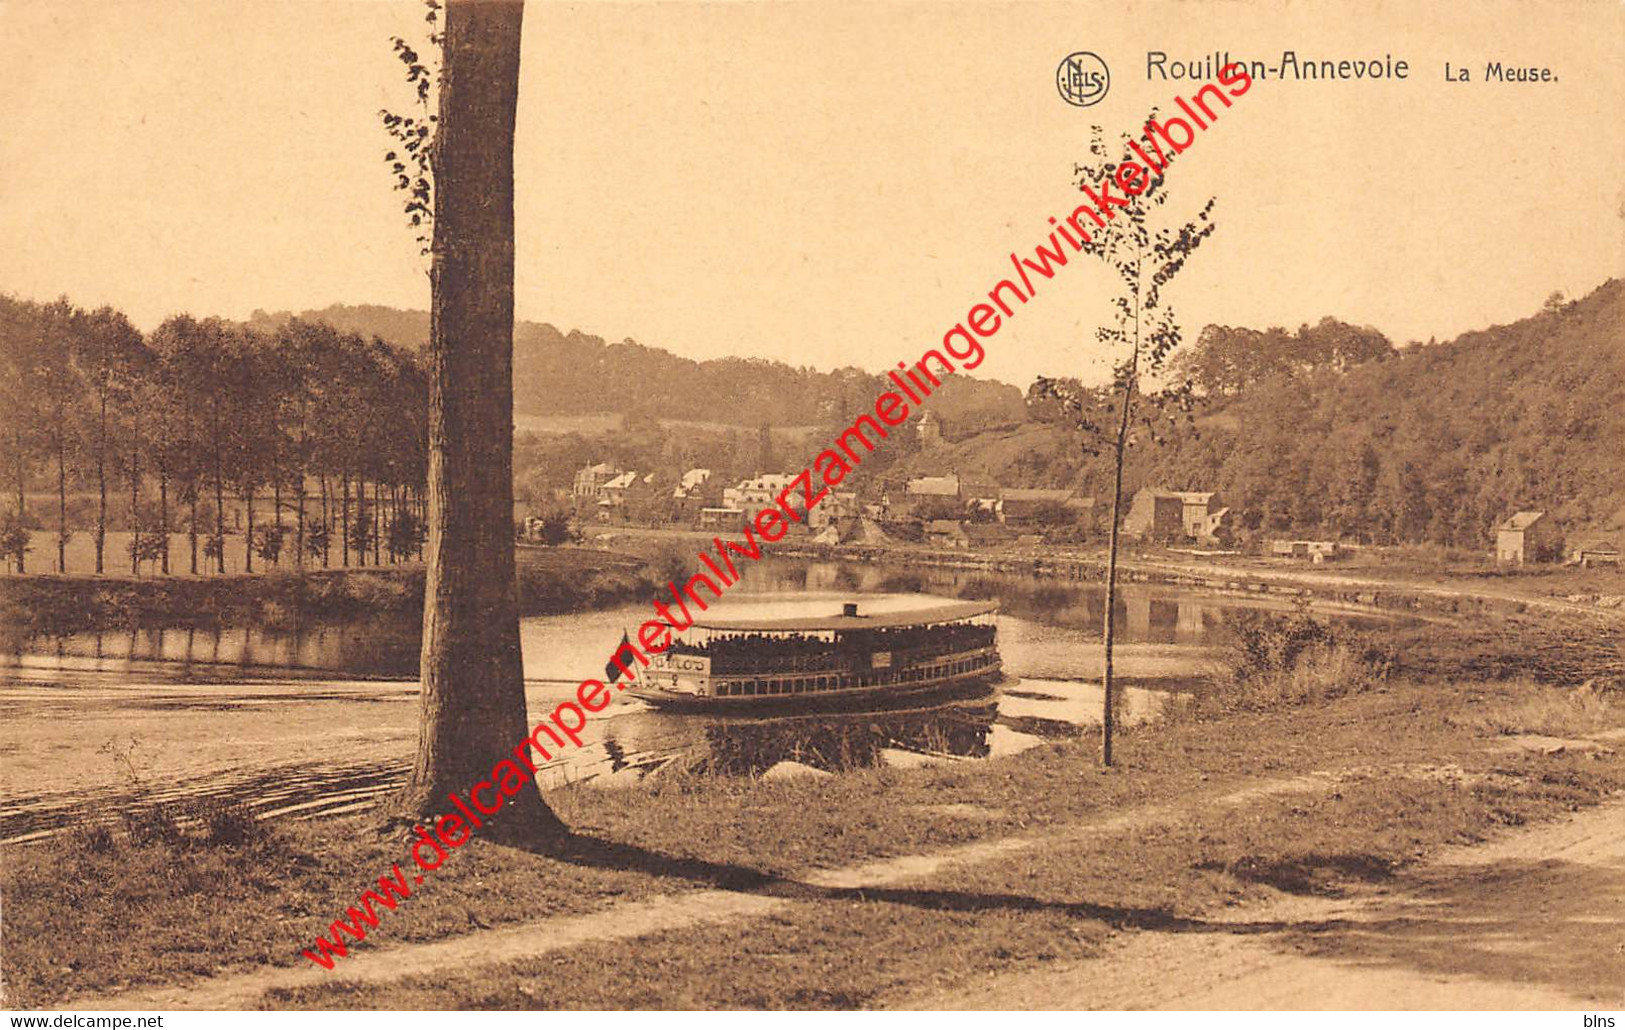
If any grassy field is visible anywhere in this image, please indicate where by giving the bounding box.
[4,609,1621,1009]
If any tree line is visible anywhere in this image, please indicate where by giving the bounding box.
[1015,281,1625,547]
[0,295,428,575]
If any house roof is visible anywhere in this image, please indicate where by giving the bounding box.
[1568,532,1619,552]
[603,472,637,490]
[735,474,794,492]
[906,475,960,496]
[1001,488,1072,503]
[1498,510,1547,531]
[1141,487,1214,504]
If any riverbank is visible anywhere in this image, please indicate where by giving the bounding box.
[7,633,1622,1008]
[0,545,676,641]
[766,539,1625,620]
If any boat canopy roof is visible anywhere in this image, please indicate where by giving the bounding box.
[693,600,998,633]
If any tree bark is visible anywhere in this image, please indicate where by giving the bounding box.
[398,0,563,843]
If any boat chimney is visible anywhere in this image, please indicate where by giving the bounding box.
[842,602,859,618]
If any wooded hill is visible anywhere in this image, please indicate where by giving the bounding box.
[245,305,1027,433]
[909,278,1625,546]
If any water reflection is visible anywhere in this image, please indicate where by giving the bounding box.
[1,561,1258,683]
[617,688,999,777]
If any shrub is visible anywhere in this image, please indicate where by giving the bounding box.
[122,804,187,848]
[67,818,118,855]
[1179,608,1393,719]
[192,797,265,847]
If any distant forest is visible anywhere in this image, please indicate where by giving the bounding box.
[3,277,1616,573]
[927,279,1622,547]
[245,305,1029,434]
[0,300,425,575]
[1138,279,1625,545]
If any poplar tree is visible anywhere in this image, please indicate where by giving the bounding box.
[1033,117,1216,766]
[394,0,566,842]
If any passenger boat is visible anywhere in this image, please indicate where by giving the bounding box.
[628,599,1003,712]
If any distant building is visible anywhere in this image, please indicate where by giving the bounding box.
[724,474,796,513]
[593,471,638,519]
[917,410,943,450]
[925,519,970,549]
[999,488,1093,526]
[1269,539,1342,563]
[673,468,712,499]
[900,474,962,519]
[1567,533,1621,567]
[572,462,621,502]
[1495,510,1562,564]
[1123,488,1223,544]
[699,506,745,529]
[906,474,960,499]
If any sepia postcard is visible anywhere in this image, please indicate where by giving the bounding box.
[1,0,1622,1020]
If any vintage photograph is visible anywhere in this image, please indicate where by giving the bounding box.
[1,0,1622,1017]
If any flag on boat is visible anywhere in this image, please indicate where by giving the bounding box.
[605,630,631,682]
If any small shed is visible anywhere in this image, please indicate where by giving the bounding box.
[1269,539,1341,563]
[925,520,970,549]
[1495,510,1562,564]
[1567,533,1621,567]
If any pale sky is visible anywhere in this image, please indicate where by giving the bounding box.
[3,0,1622,388]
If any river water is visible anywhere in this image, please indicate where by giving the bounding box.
[0,558,1390,842]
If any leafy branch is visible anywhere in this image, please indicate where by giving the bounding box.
[379,0,443,260]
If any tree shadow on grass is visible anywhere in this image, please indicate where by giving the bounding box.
[536,830,1350,938]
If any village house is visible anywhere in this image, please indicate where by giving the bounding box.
[724,473,796,513]
[670,468,717,522]
[1566,532,1621,567]
[1269,539,1342,563]
[925,519,971,549]
[902,474,963,520]
[698,506,745,529]
[916,410,944,450]
[1495,510,1563,563]
[1122,487,1228,544]
[594,470,639,520]
[999,488,1094,527]
[571,462,622,503]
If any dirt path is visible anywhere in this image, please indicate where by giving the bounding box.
[71,767,1624,1011]
[911,796,1625,1010]
[71,771,1340,1010]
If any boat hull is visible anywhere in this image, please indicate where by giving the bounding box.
[627,663,1004,714]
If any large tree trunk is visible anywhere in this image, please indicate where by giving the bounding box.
[399,0,563,842]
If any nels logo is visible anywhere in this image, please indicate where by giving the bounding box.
[1057,51,1110,107]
